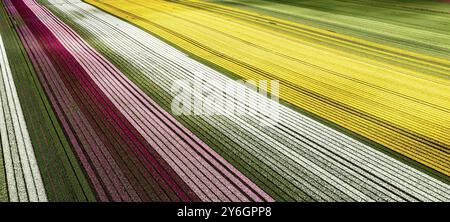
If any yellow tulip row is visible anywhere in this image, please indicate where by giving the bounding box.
[87,0,450,175]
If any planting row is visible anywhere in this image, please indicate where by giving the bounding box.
[41,0,450,201]
[2,0,270,201]
[1,0,448,201]
[1,33,47,202]
[86,0,450,176]
[213,0,450,60]
[0,0,94,201]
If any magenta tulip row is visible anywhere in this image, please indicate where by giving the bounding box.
[3,0,272,202]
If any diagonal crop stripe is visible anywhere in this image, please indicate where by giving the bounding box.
[85,0,450,176]
[4,0,272,201]
[0,0,94,201]
[0,34,47,202]
[41,0,450,201]
[0,0,447,202]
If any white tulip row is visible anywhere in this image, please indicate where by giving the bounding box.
[18,0,271,201]
[45,0,450,201]
[0,34,47,202]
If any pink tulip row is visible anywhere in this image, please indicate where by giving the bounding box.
[4,0,272,202]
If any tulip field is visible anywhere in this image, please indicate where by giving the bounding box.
[0,0,449,202]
